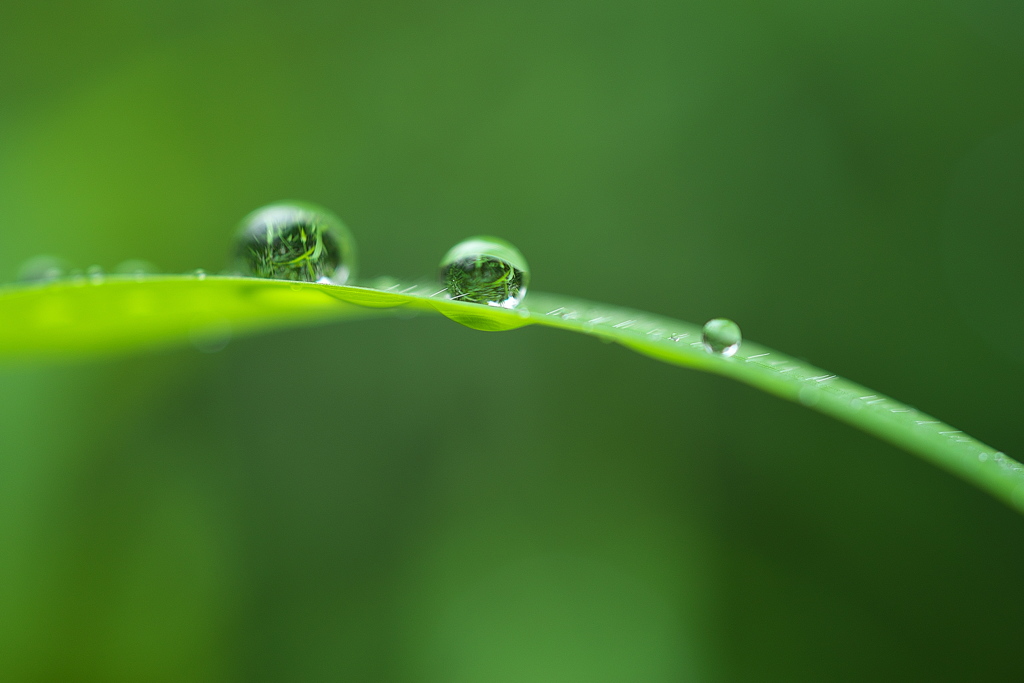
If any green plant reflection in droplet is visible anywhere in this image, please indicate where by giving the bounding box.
[234,202,356,284]
[702,318,741,357]
[439,236,529,308]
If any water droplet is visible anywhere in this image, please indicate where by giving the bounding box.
[234,202,356,283]
[370,275,401,291]
[17,255,67,283]
[194,268,207,280]
[86,265,104,284]
[702,318,741,357]
[190,318,232,353]
[439,236,529,308]
[798,385,820,406]
[114,259,159,278]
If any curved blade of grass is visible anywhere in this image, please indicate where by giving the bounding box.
[1,275,1021,513]
[0,276,388,357]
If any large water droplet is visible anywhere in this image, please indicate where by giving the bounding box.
[702,318,741,357]
[439,236,529,308]
[234,202,356,283]
[17,255,67,283]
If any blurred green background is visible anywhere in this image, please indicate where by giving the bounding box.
[1,1,1023,680]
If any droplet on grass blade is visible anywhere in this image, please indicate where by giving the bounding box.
[114,260,159,277]
[702,318,741,357]
[234,202,356,284]
[190,318,232,354]
[17,255,67,283]
[439,236,529,308]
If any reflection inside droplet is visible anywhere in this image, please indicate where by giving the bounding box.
[233,202,356,284]
[439,236,529,308]
[701,318,742,357]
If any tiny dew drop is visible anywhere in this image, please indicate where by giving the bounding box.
[190,318,232,354]
[17,255,66,283]
[194,268,207,280]
[115,259,159,278]
[702,318,741,357]
[370,275,401,291]
[234,202,356,284]
[86,265,104,283]
[798,385,820,407]
[439,236,529,308]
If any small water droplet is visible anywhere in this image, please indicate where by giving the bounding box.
[190,319,232,353]
[702,318,741,357]
[86,265,104,284]
[114,259,159,279]
[17,255,67,283]
[798,385,820,406]
[371,275,401,291]
[439,236,529,308]
[979,452,989,462]
[234,202,356,283]
[194,268,206,280]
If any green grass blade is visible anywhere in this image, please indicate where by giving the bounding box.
[0,276,387,357]
[1,275,1020,513]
